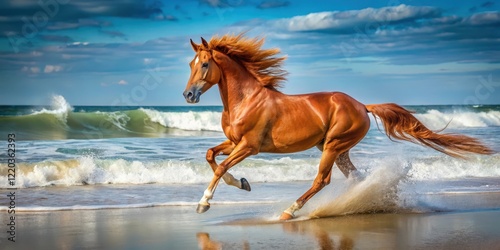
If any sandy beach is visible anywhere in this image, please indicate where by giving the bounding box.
[2,203,500,250]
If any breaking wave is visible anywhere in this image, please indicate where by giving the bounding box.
[1,154,498,189]
[1,95,499,140]
[415,109,500,130]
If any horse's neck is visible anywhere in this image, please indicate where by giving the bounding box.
[217,56,262,112]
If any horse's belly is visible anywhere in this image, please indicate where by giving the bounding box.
[260,126,325,153]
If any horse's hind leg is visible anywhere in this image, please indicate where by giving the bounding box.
[318,142,358,179]
[206,140,251,191]
[279,149,362,220]
[335,151,358,178]
[280,148,339,220]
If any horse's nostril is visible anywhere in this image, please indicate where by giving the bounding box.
[184,89,200,103]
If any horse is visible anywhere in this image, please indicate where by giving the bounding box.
[183,33,494,220]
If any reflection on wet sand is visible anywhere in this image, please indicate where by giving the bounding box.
[196,233,221,250]
[281,212,500,250]
[282,221,354,250]
[217,210,500,249]
[197,232,249,250]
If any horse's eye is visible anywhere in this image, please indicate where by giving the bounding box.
[202,62,209,68]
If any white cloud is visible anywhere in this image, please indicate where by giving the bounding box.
[466,11,500,25]
[118,80,128,85]
[32,51,43,57]
[271,4,441,32]
[30,67,40,73]
[44,65,63,73]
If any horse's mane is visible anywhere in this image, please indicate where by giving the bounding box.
[207,33,287,90]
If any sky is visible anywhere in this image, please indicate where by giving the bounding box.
[0,0,499,106]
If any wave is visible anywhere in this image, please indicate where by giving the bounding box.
[1,154,498,189]
[414,109,500,130]
[139,108,222,132]
[0,157,319,188]
[0,95,224,140]
[1,95,499,140]
[32,94,73,115]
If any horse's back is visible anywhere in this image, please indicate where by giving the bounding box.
[291,91,369,126]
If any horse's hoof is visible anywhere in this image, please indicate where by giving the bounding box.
[279,211,294,221]
[196,204,210,214]
[241,178,251,192]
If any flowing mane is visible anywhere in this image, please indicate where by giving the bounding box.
[207,33,287,89]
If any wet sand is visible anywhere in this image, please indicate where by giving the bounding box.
[2,203,500,250]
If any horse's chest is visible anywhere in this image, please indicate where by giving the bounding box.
[221,113,248,143]
[221,114,241,143]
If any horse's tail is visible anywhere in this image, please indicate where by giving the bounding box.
[365,103,494,158]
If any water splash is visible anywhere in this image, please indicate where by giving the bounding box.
[32,94,73,123]
[307,160,411,218]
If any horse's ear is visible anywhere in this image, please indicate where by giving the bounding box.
[201,37,209,48]
[190,39,199,52]
[211,50,224,62]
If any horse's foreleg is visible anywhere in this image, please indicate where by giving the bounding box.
[197,139,257,213]
[206,140,251,191]
[280,149,338,220]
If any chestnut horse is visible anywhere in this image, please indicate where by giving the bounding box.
[183,34,493,220]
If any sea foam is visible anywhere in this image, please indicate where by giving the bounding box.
[31,94,73,123]
[140,108,223,131]
[415,109,500,129]
[2,153,498,189]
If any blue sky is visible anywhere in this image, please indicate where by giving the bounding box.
[1,0,499,106]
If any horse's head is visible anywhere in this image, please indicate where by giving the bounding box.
[183,37,221,104]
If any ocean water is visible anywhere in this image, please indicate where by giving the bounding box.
[0,95,499,218]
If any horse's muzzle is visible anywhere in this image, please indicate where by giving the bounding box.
[183,88,202,104]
